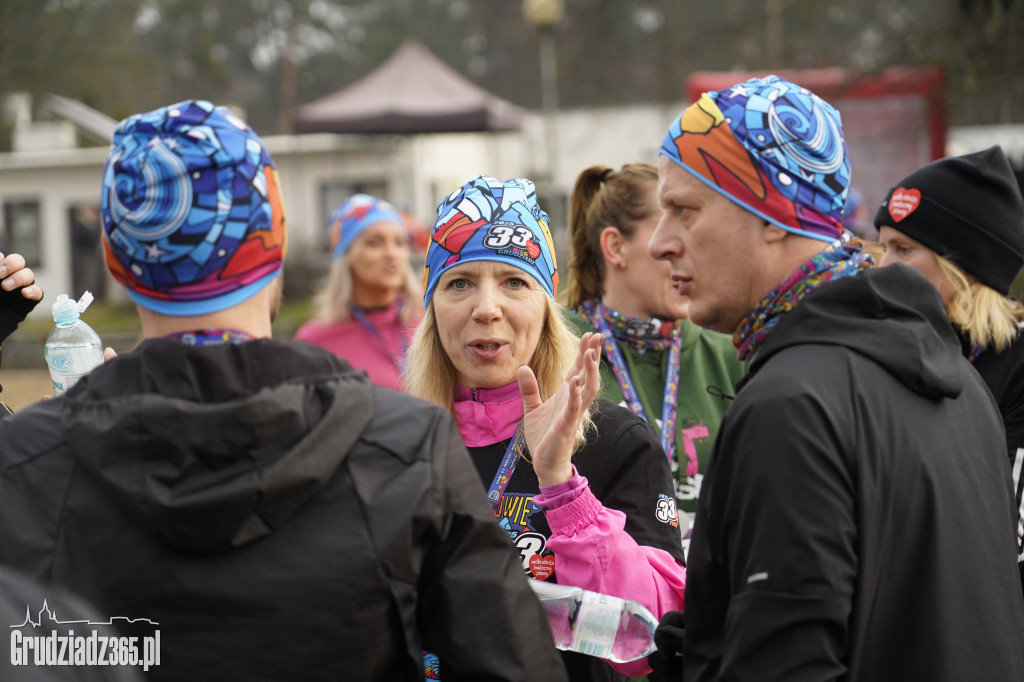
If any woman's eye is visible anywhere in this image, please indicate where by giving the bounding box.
[366,239,383,248]
[507,278,526,289]
[447,279,468,290]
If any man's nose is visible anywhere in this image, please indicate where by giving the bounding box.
[649,212,682,262]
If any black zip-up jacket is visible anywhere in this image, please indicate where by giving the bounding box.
[961,329,1024,595]
[0,338,568,682]
[682,265,1024,681]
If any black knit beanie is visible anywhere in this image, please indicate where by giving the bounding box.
[873,145,1024,294]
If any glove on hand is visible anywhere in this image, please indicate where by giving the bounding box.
[647,609,685,682]
[0,281,40,346]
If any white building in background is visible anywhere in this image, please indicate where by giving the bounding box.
[946,124,1024,166]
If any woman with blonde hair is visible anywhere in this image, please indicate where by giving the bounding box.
[874,145,1024,596]
[405,175,686,681]
[294,194,422,390]
[565,163,745,549]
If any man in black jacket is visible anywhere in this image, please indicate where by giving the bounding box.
[0,100,567,682]
[647,75,1024,680]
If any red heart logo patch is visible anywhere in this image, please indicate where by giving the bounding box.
[526,239,541,260]
[888,187,921,223]
[529,554,556,581]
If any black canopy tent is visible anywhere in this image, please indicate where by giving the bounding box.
[294,39,526,135]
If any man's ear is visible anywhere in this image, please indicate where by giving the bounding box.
[599,226,627,268]
[762,220,789,244]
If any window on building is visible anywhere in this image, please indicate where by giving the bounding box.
[2,201,42,268]
[68,204,106,299]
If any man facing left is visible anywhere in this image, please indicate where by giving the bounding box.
[0,100,567,682]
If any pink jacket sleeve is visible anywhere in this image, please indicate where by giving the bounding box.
[535,469,686,677]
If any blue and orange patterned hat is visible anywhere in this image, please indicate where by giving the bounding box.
[422,175,558,307]
[660,75,850,242]
[328,194,406,260]
[100,100,286,315]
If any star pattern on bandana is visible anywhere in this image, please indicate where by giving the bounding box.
[144,242,169,259]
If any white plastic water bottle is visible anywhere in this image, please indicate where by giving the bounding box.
[528,579,658,663]
[44,291,103,396]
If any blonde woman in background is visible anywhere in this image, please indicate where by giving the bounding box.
[874,145,1024,598]
[294,194,422,390]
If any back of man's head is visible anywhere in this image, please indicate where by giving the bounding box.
[100,100,286,318]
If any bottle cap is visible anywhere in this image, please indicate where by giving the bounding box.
[52,294,81,325]
[76,291,94,314]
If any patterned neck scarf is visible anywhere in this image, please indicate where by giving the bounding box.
[165,329,254,346]
[578,299,679,355]
[733,238,874,361]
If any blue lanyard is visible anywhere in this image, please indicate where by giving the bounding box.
[349,302,408,370]
[592,304,681,460]
[485,422,527,511]
[968,344,985,363]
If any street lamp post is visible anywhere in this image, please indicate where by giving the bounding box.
[522,0,564,189]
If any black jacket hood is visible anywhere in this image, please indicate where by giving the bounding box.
[743,264,964,401]
[60,339,375,555]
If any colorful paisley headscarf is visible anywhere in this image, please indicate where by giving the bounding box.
[101,99,286,316]
[660,75,850,242]
[422,175,559,306]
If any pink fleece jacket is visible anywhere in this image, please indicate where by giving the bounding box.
[293,302,421,392]
[452,384,686,677]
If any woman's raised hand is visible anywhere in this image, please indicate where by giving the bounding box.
[517,332,602,487]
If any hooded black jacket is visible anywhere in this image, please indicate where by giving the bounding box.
[682,265,1024,681]
[0,339,568,682]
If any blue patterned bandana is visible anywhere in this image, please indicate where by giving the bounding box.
[422,175,558,306]
[101,100,286,316]
[660,75,849,243]
[329,194,406,260]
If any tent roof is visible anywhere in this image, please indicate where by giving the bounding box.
[294,39,526,134]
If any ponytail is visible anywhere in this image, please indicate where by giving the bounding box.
[565,165,609,309]
[564,163,659,310]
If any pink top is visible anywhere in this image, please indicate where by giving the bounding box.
[452,383,522,446]
[293,302,421,392]
[452,383,685,677]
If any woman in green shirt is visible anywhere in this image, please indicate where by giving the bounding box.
[565,163,745,552]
